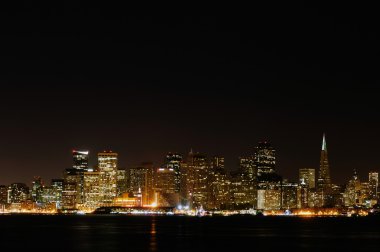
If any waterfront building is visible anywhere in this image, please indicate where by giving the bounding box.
[113,192,141,207]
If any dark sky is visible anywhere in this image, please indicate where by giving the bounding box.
[1,5,380,186]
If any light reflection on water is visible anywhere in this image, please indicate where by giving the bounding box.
[150,217,157,251]
[0,215,380,251]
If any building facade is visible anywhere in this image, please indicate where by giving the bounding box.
[98,151,118,205]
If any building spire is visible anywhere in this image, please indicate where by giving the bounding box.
[322,133,327,151]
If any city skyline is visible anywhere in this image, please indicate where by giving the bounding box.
[1,134,379,215]
[0,134,379,188]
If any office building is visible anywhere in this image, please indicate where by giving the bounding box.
[299,168,316,189]
[98,151,118,205]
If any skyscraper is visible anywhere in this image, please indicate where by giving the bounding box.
[344,169,361,207]
[83,171,101,210]
[299,168,316,189]
[51,179,63,209]
[317,134,332,206]
[239,156,257,208]
[155,166,178,207]
[31,176,44,203]
[255,141,281,210]
[98,151,118,205]
[208,167,229,210]
[318,134,331,186]
[281,181,299,209]
[208,156,229,209]
[72,150,89,171]
[116,168,128,196]
[369,171,378,200]
[186,151,209,209]
[166,153,182,193]
[255,141,276,177]
[66,150,89,206]
[129,163,155,206]
[8,183,29,204]
[62,169,80,210]
[0,185,8,205]
[211,156,225,170]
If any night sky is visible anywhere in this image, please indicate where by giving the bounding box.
[1,6,380,186]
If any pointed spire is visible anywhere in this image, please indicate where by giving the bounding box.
[322,133,327,151]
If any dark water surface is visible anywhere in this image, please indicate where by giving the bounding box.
[1,215,379,251]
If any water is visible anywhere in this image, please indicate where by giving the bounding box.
[1,215,379,251]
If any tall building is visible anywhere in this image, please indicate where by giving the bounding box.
[239,156,257,208]
[72,150,89,170]
[116,168,128,196]
[369,171,378,200]
[83,171,101,210]
[211,156,225,169]
[317,134,332,207]
[155,166,178,207]
[31,176,44,203]
[0,185,8,204]
[299,181,309,208]
[281,181,299,209]
[255,141,276,177]
[8,183,29,204]
[180,162,188,206]
[51,179,64,208]
[229,171,251,209]
[257,181,282,210]
[166,153,182,193]
[62,169,80,210]
[344,169,361,207]
[257,185,282,210]
[72,150,89,204]
[98,151,118,205]
[128,163,155,206]
[186,151,209,209]
[41,186,55,204]
[254,141,281,210]
[299,168,316,189]
[208,167,229,210]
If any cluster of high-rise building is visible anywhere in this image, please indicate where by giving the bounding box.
[0,134,379,213]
